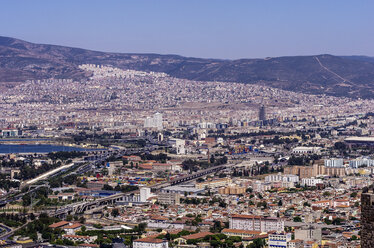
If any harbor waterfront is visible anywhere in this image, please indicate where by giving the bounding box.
[0,144,104,154]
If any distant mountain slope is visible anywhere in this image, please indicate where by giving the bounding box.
[341,56,374,64]
[1,36,374,98]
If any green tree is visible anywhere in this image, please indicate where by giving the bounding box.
[293,216,302,222]
[111,208,119,217]
[248,238,266,248]
[210,155,215,164]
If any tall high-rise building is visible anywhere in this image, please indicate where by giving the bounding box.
[259,105,266,121]
[144,112,163,130]
[153,112,163,129]
[361,189,374,248]
[140,187,151,202]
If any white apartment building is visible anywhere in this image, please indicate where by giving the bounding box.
[252,181,272,192]
[349,158,374,168]
[229,214,284,232]
[144,113,163,130]
[198,122,215,129]
[133,238,168,248]
[168,138,186,155]
[265,173,299,183]
[292,147,321,155]
[324,159,344,168]
[301,178,323,187]
[268,232,291,248]
[140,187,151,202]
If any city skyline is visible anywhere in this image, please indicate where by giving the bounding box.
[0,1,373,247]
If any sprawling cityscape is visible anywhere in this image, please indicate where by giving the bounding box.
[1,1,374,248]
[0,61,373,248]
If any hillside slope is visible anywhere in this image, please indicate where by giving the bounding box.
[1,36,374,98]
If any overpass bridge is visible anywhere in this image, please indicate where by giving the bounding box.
[52,164,228,217]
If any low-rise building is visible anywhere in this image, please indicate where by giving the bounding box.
[295,226,322,241]
[221,229,261,238]
[157,192,180,205]
[229,214,284,233]
[268,232,291,248]
[133,238,168,248]
[63,223,82,235]
[63,235,97,243]
[301,178,323,187]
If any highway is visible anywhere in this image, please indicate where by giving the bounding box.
[23,162,75,186]
[1,146,228,217]
[0,221,30,240]
[0,150,117,207]
[0,224,11,235]
[51,164,228,216]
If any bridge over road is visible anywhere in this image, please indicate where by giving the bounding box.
[52,164,228,217]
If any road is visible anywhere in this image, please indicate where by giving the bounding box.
[23,162,76,186]
[0,221,30,240]
[314,56,352,84]
[0,224,11,235]
[51,164,228,216]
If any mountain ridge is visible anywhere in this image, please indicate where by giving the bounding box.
[1,36,374,98]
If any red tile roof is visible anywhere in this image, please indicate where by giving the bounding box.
[49,221,70,228]
[181,231,214,240]
[64,223,82,229]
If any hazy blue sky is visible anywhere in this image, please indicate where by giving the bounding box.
[0,0,373,59]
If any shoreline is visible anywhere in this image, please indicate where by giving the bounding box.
[0,143,106,155]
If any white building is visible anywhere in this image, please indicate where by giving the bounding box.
[292,147,321,155]
[63,223,82,235]
[252,181,272,192]
[198,122,215,129]
[146,217,185,229]
[229,214,284,233]
[144,113,163,130]
[301,178,323,187]
[140,187,151,202]
[133,238,168,248]
[324,159,344,168]
[168,138,186,155]
[268,232,291,248]
[265,173,299,183]
[349,158,374,168]
[62,235,97,243]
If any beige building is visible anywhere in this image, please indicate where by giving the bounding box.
[157,192,180,205]
[221,228,261,238]
[284,163,345,179]
[218,186,246,195]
